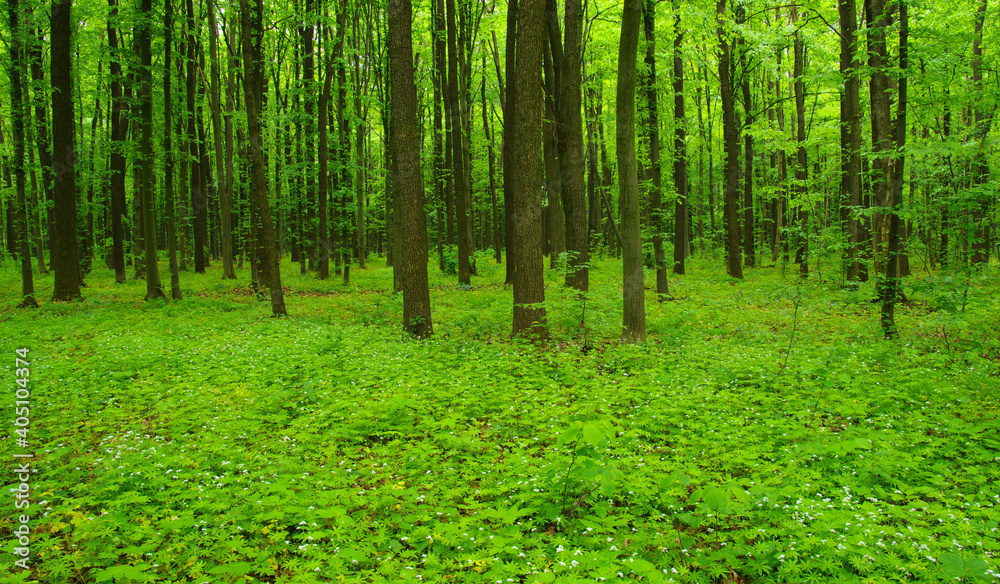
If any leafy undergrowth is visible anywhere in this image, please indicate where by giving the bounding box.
[1,255,998,583]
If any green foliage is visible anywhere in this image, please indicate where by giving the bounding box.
[0,256,998,583]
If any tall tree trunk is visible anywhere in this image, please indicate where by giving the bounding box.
[225,11,238,277]
[970,0,992,266]
[300,0,316,271]
[482,69,501,265]
[187,0,205,273]
[241,0,286,316]
[669,0,687,277]
[503,0,518,285]
[447,0,473,284]
[209,0,234,279]
[29,27,54,257]
[138,0,164,300]
[508,0,548,338]
[108,6,128,283]
[841,0,866,282]
[718,0,743,278]
[867,0,893,333]
[867,0,892,279]
[9,0,37,307]
[619,0,646,341]
[335,8,351,285]
[543,39,564,268]
[792,14,809,278]
[163,0,182,298]
[318,53,332,280]
[545,0,588,291]
[389,0,433,337]
[883,0,908,337]
[738,10,754,268]
[641,0,669,294]
[51,0,81,300]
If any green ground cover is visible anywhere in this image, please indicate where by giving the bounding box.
[1,255,998,583]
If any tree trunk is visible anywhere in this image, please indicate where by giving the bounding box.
[242,0,286,316]
[970,0,992,266]
[718,0,743,278]
[138,0,164,300]
[669,0,687,277]
[163,0,182,299]
[51,0,81,301]
[29,27,54,259]
[209,0,234,279]
[503,0,518,286]
[508,0,548,338]
[107,4,127,283]
[482,70,502,265]
[318,51,332,280]
[840,0,866,282]
[446,0,473,284]
[739,10,755,268]
[792,16,809,278]
[641,0,669,294]
[389,0,433,337]
[543,39,564,268]
[619,0,647,341]
[186,0,205,273]
[9,0,37,307]
[867,0,893,280]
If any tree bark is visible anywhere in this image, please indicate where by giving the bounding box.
[161,0,182,298]
[970,0,992,266]
[619,0,647,341]
[50,0,81,301]
[107,3,127,284]
[670,0,688,277]
[389,0,433,337]
[641,0,669,294]
[718,0,743,278]
[318,48,333,280]
[792,15,809,278]
[543,39,565,268]
[446,0,473,284]
[242,0,286,316]
[882,0,908,338]
[738,8,755,268]
[509,0,548,338]
[9,0,37,307]
[138,0,164,300]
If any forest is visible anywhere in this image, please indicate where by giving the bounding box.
[1,0,999,580]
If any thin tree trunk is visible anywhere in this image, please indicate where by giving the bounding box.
[138,0,164,300]
[792,13,809,278]
[107,5,127,283]
[739,11,755,268]
[670,0,687,277]
[447,0,473,284]
[641,0,669,294]
[163,0,182,298]
[970,0,992,266]
[9,0,37,307]
[543,39,564,268]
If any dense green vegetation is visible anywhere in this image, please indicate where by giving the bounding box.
[2,256,998,582]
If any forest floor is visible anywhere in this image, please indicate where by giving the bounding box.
[1,252,998,583]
